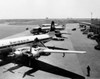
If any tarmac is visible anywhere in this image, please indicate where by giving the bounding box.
[0,23,99,79]
[69,24,100,79]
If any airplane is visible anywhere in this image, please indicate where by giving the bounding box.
[30,21,64,34]
[0,21,86,60]
[30,21,66,37]
[41,23,64,30]
[0,21,86,78]
[30,23,64,33]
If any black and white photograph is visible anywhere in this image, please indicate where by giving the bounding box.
[0,0,100,79]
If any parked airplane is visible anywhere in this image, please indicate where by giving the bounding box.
[0,21,86,60]
[30,23,64,33]
[41,23,64,30]
[0,21,86,78]
[30,21,65,36]
[30,21,69,40]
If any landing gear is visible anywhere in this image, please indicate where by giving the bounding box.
[62,53,65,57]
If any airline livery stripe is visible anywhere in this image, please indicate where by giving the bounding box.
[0,38,51,49]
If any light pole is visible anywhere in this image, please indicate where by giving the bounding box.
[91,12,93,24]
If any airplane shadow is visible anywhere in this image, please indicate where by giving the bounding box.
[0,57,85,79]
[0,58,12,67]
[23,59,85,79]
[3,64,23,73]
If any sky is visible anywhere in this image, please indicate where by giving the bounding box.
[0,0,100,19]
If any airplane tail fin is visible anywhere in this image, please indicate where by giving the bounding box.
[50,21,55,31]
[48,21,56,37]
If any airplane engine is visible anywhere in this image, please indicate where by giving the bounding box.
[31,48,51,58]
[8,50,23,59]
[14,50,23,57]
[31,48,40,58]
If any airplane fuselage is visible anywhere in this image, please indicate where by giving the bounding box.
[0,34,51,49]
[0,33,52,58]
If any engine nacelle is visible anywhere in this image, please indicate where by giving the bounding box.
[31,48,41,58]
[14,50,23,57]
[31,48,51,58]
[10,47,29,58]
[8,50,23,59]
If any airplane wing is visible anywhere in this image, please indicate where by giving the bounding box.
[41,48,86,54]
[30,39,86,54]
